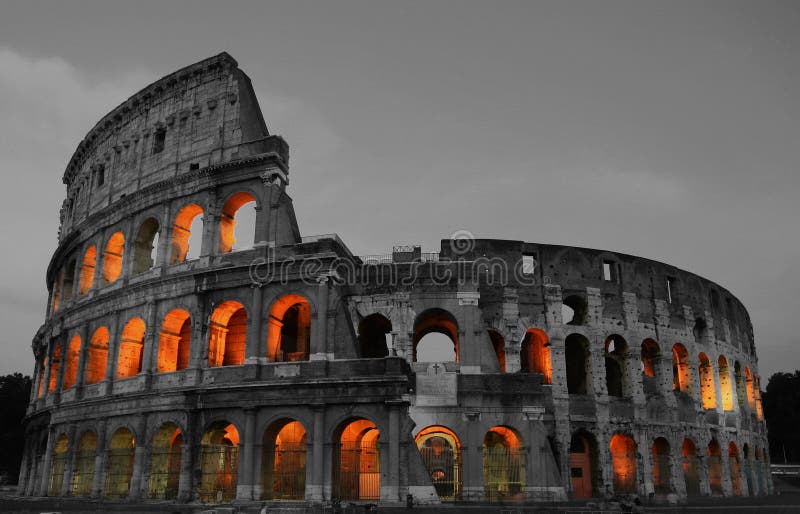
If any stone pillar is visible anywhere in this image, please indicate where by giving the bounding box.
[102,311,120,393]
[658,355,677,409]
[75,324,90,398]
[16,438,31,495]
[384,401,401,501]
[53,340,67,404]
[253,203,269,245]
[721,447,733,497]
[245,286,263,363]
[42,342,56,400]
[308,406,325,501]
[91,230,106,292]
[178,410,197,502]
[199,200,219,258]
[29,359,42,406]
[461,411,482,501]
[128,418,147,499]
[37,426,56,496]
[237,408,257,500]
[60,424,77,497]
[91,420,108,498]
[311,275,330,360]
[155,203,172,269]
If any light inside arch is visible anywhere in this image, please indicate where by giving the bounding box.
[208,301,247,367]
[101,232,125,285]
[219,192,257,253]
[268,294,311,362]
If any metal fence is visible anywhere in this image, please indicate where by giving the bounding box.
[104,447,135,499]
[708,455,724,495]
[483,446,526,502]
[418,445,461,501]
[148,446,182,499]
[271,443,306,500]
[48,454,66,496]
[198,445,239,503]
[683,456,701,496]
[71,450,95,497]
[652,454,671,495]
[333,443,380,501]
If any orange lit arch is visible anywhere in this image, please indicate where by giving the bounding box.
[413,308,459,362]
[208,301,247,367]
[333,418,380,501]
[698,352,716,409]
[199,421,240,503]
[672,343,691,392]
[745,366,755,410]
[483,426,526,502]
[268,294,311,362]
[261,419,308,500]
[78,245,97,295]
[85,327,109,385]
[63,335,81,389]
[48,344,62,392]
[219,191,257,253]
[718,355,734,411]
[101,232,125,285]
[521,328,552,384]
[415,425,462,501]
[158,309,191,373]
[169,204,203,264]
[610,433,637,494]
[117,318,145,379]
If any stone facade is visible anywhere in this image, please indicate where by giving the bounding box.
[19,53,771,506]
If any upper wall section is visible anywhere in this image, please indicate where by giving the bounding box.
[58,52,278,241]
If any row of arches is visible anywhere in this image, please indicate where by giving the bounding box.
[51,192,258,313]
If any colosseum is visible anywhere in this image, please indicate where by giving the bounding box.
[18,52,771,507]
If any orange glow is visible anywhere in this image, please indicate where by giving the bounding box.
[52,272,62,312]
[416,425,462,451]
[641,339,660,377]
[158,309,191,373]
[570,432,595,499]
[729,442,742,496]
[262,419,308,500]
[78,245,97,295]
[718,355,734,411]
[101,232,125,284]
[754,375,763,419]
[672,343,691,392]
[149,423,183,500]
[63,335,81,389]
[219,192,256,253]
[169,204,203,264]
[485,426,522,450]
[48,345,62,392]
[267,294,311,362]
[698,353,716,410]
[745,366,755,410]
[117,318,145,379]
[487,330,506,372]
[37,360,46,397]
[610,434,637,494]
[521,328,552,384]
[85,327,109,385]
[62,259,76,300]
[208,301,247,367]
[652,438,671,495]
[337,419,380,501]
[133,218,160,274]
[682,438,700,496]
[707,440,723,495]
[413,309,459,362]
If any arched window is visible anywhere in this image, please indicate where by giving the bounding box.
[520,328,552,384]
[133,218,160,274]
[219,192,257,253]
[267,294,311,362]
[63,335,81,390]
[562,295,587,325]
[718,356,734,411]
[52,272,62,313]
[358,313,392,358]
[199,422,239,503]
[708,440,723,495]
[699,353,716,410]
[569,432,598,499]
[414,309,458,362]
[415,426,462,501]
[48,344,62,392]
[641,339,660,378]
[333,418,380,501]
[85,327,109,385]
[754,374,764,419]
[609,434,637,494]
[149,423,183,500]
[682,438,700,496]
[565,334,591,395]
[48,434,68,496]
[208,301,247,367]
[117,318,145,379]
[261,419,307,500]
[157,309,191,373]
[72,431,97,497]
[734,361,746,410]
[604,335,628,397]
[488,330,506,372]
[105,428,135,499]
[483,426,525,502]
[745,366,755,410]
[78,245,97,295]
[729,442,742,496]
[672,343,691,393]
[652,438,671,495]
[170,204,203,264]
[101,232,125,285]
[62,258,77,301]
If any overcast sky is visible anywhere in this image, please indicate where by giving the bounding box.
[0,0,798,382]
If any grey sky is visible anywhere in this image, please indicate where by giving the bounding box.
[1,0,798,381]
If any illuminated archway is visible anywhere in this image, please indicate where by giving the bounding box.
[48,344,62,392]
[610,434,637,494]
[718,356,734,411]
[488,330,506,372]
[672,344,691,392]
[333,418,380,501]
[728,442,742,496]
[170,204,204,264]
[219,192,257,253]
[78,245,97,295]
[149,423,182,500]
[133,218,159,274]
[101,232,125,285]
[358,313,391,359]
[604,335,628,397]
[72,431,97,497]
[261,419,307,500]
[63,335,80,389]
[117,318,145,379]
[641,339,660,378]
[414,309,459,362]
[521,328,552,384]
[85,327,109,385]
[569,432,598,498]
[699,353,717,409]
[268,294,311,362]
[157,309,191,373]
[745,366,755,410]
[565,333,591,394]
[105,428,135,499]
[652,437,671,495]
[208,301,247,367]
[199,421,240,503]
[52,272,62,313]
[483,426,525,502]
[48,434,68,496]
[707,440,723,495]
[754,375,764,419]
[415,425,462,501]
[682,438,700,496]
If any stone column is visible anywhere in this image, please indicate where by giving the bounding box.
[102,311,120,394]
[42,342,56,400]
[140,299,157,380]
[199,199,219,258]
[31,359,43,404]
[128,418,147,499]
[61,424,77,497]
[75,324,90,398]
[16,438,31,495]
[658,355,677,409]
[461,411,482,501]
[155,203,172,269]
[91,230,107,292]
[308,406,325,501]
[721,447,733,497]
[178,410,197,502]
[311,275,330,360]
[91,419,108,498]
[237,408,257,500]
[37,426,56,496]
[245,286,263,364]
[384,401,401,501]
[53,340,67,404]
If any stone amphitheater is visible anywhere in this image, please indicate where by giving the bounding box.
[18,53,771,506]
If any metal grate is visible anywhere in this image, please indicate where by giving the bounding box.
[483,446,526,502]
[105,448,135,498]
[683,456,701,496]
[418,444,461,501]
[272,443,306,500]
[199,445,239,503]
[333,443,380,501]
[48,454,66,496]
[652,454,671,494]
[71,450,95,497]
[148,446,182,499]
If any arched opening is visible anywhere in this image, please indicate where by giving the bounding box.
[170,204,204,264]
[149,423,183,500]
[48,344,62,392]
[85,327,109,385]
[729,442,742,496]
[62,258,76,301]
[699,353,717,409]
[414,309,458,362]
[268,294,311,362]
[641,339,660,396]
[708,440,723,495]
[208,301,247,367]
[37,359,47,397]
[117,318,145,379]
[562,295,587,325]
[682,438,700,496]
[565,333,591,395]
[754,375,764,419]
[358,313,391,359]
[569,432,598,499]
[333,418,380,501]
[72,431,97,497]
[672,343,691,393]
[101,232,125,285]
[199,421,239,503]
[483,426,525,502]
[157,309,191,373]
[52,272,62,313]
[652,437,671,495]
[743,444,754,495]
[610,434,637,494]
[693,318,707,343]
[105,428,135,499]
[261,419,307,500]
[133,218,160,274]
[488,330,506,372]
[745,366,755,410]
[604,335,628,397]
[219,192,257,253]
[718,356,734,411]
[63,335,80,389]
[48,434,68,496]
[78,245,97,295]
[415,425,462,501]
[520,328,552,384]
